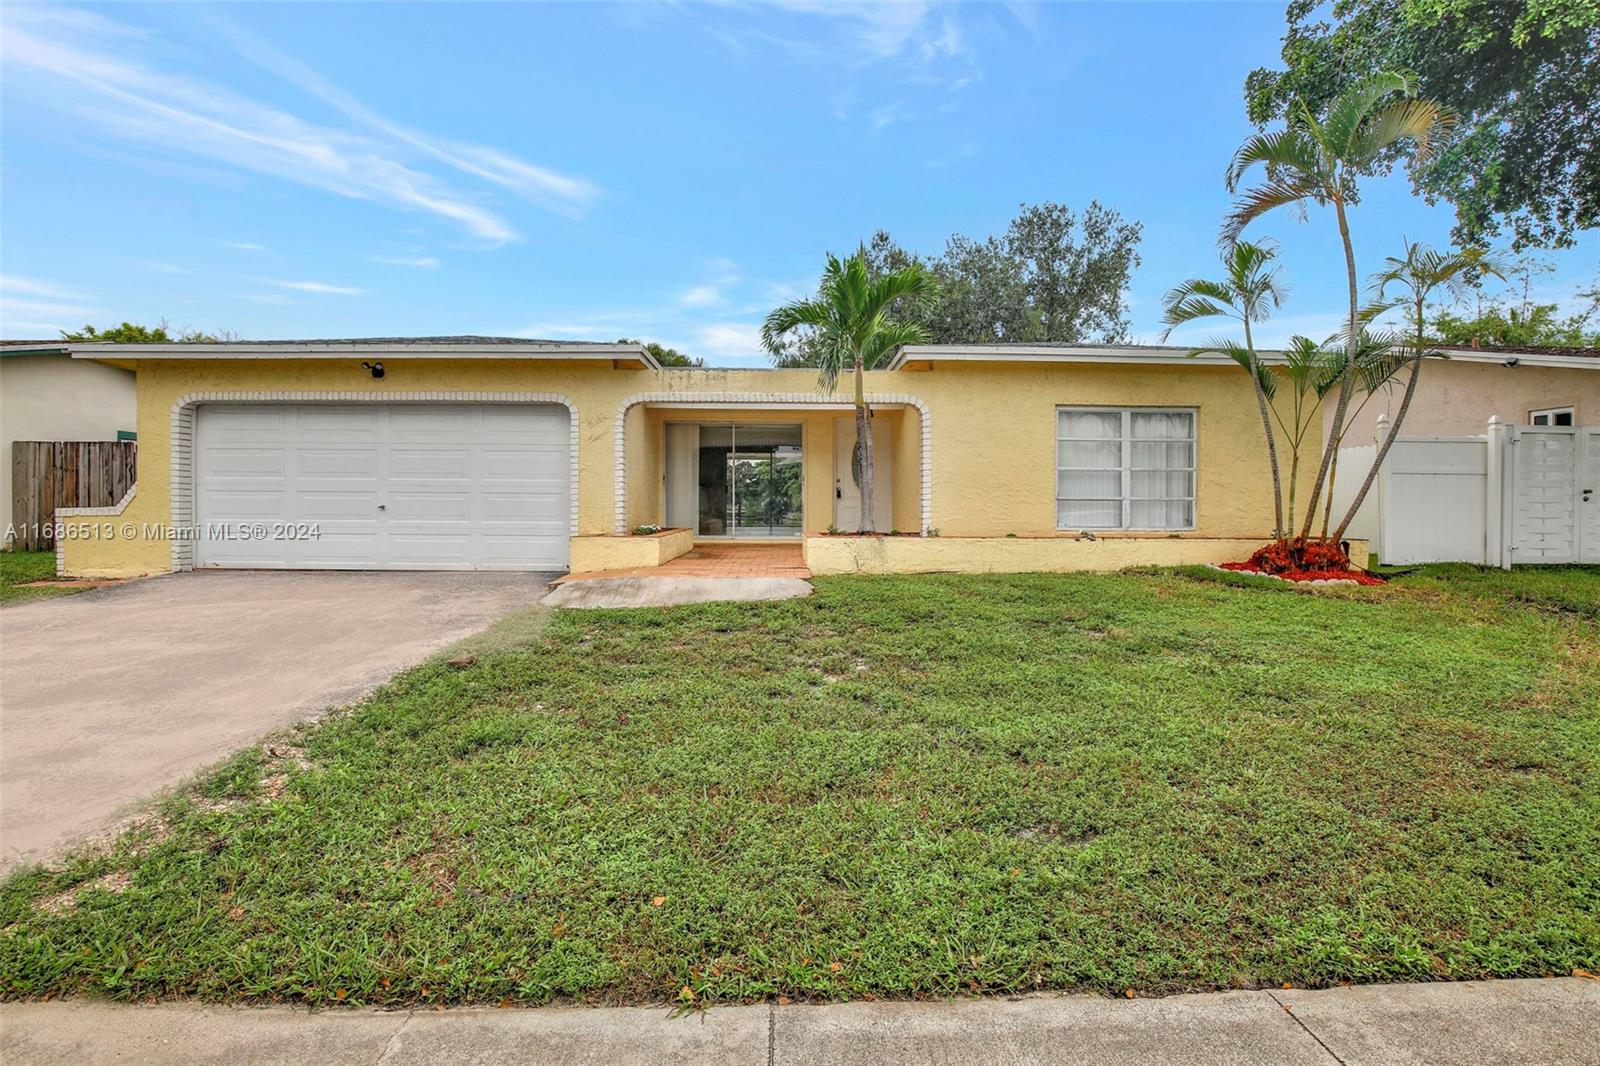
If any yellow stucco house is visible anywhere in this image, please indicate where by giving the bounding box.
[52,336,1365,578]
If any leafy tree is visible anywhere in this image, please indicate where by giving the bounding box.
[767,201,1142,365]
[761,251,938,533]
[1333,243,1503,540]
[62,321,229,342]
[1225,70,1451,540]
[1162,241,1291,536]
[1246,0,1600,250]
[619,339,703,367]
[1433,302,1600,347]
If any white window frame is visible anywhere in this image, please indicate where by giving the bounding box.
[1529,406,1575,427]
[1056,406,1197,531]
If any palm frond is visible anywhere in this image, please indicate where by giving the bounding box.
[860,319,929,371]
[1190,335,1278,399]
[1220,177,1320,246]
[1350,97,1454,167]
[1224,129,1326,193]
[1320,71,1416,151]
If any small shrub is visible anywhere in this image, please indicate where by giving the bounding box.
[632,524,663,536]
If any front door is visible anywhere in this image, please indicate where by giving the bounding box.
[833,417,892,532]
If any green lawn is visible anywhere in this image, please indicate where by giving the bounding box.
[2,567,1596,1005]
[0,551,82,606]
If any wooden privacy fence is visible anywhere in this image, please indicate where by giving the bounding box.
[9,441,137,551]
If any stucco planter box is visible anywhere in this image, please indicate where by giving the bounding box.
[804,535,1370,575]
[569,528,694,573]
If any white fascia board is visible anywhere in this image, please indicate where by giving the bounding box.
[891,344,1599,372]
[66,342,659,367]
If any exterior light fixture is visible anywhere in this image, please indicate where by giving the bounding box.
[361,361,385,378]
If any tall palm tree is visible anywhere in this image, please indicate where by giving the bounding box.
[1330,243,1502,542]
[1223,70,1452,540]
[1162,241,1289,536]
[761,251,938,533]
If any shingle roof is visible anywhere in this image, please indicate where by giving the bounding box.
[1439,342,1600,359]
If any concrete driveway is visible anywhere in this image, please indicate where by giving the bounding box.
[0,570,551,872]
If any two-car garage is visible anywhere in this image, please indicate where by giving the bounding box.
[193,403,571,570]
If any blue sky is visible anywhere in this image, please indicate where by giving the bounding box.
[2,2,1595,365]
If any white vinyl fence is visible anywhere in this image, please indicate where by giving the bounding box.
[1336,416,1600,567]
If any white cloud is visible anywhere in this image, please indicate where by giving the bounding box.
[0,6,598,243]
[696,322,764,359]
[223,241,265,252]
[516,321,632,339]
[681,284,723,307]
[273,280,364,295]
[198,9,599,217]
[1,277,101,332]
[0,275,82,300]
[373,255,440,268]
[869,102,911,130]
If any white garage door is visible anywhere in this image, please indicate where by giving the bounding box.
[194,404,569,570]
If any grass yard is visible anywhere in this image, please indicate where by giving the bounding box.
[1,567,1596,1006]
[0,551,83,606]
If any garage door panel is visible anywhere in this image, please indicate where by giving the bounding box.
[202,408,290,435]
[296,491,381,520]
[480,447,565,480]
[297,447,380,479]
[390,408,472,439]
[195,403,567,570]
[204,446,288,478]
[202,490,290,519]
[388,448,474,481]
[299,407,380,436]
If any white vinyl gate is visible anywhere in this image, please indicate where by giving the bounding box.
[1499,424,1600,565]
[1338,418,1599,566]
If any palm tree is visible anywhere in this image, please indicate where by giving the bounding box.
[1330,243,1502,542]
[1162,241,1289,537]
[761,251,938,533]
[1266,336,1344,529]
[1223,71,1452,541]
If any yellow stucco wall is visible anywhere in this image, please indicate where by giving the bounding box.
[569,528,694,572]
[805,536,1371,574]
[57,357,1296,576]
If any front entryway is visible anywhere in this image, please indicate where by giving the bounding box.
[194,403,570,570]
[664,423,803,538]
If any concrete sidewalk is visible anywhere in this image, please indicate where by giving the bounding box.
[2,977,1595,1065]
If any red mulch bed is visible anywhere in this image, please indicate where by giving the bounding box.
[1215,562,1385,586]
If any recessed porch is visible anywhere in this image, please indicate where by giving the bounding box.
[618,400,928,539]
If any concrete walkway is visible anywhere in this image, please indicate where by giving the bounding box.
[542,575,813,608]
[1,978,1594,1065]
[0,570,550,872]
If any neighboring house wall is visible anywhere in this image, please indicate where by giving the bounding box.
[57,356,1300,576]
[1324,359,1599,440]
[0,354,137,547]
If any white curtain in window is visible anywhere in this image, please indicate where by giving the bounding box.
[1057,408,1195,530]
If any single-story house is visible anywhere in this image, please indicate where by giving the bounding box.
[2,342,138,549]
[62,335,1583,579]
[1323,343,1599,440]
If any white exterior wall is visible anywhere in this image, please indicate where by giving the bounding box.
[1,355,137,546]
